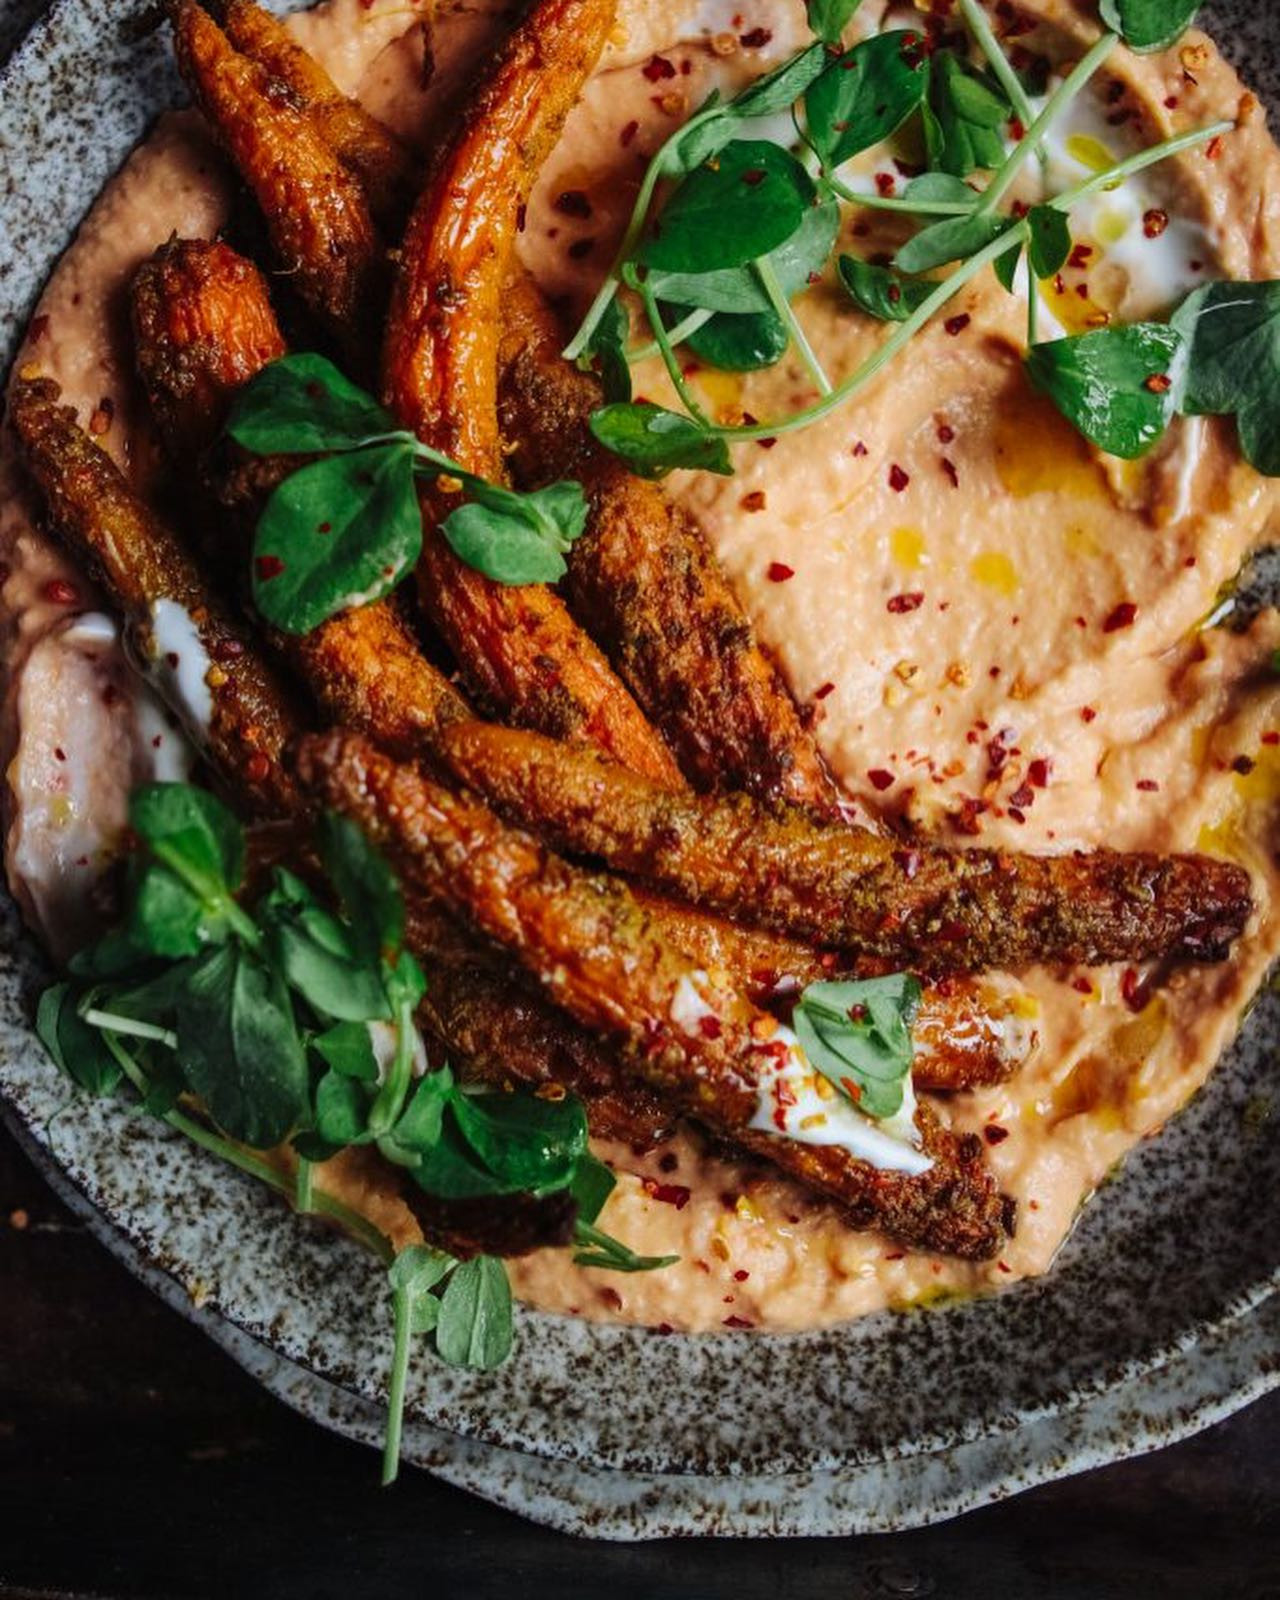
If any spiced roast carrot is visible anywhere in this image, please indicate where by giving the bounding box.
[439,717,1253,971]
[297,728,1011,1260]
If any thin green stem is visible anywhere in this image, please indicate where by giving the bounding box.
[822,171,974,215]
[97,1029,396,1265]
[637,278,714,427]
[368,1000,414,1139]
[959,0,1042,167]
[82,1009,177,1048]
[629,306,714,363]
[1046,118,1234,211]
[381,1285,413,1486]
[296,1155,314,1215]
[710,223,1029,441]
[979,31,1119,215]
[755,255,832,395]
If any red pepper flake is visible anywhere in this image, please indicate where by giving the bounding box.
[875,171,897,197]
[255,555,285,582]
[867,768,895,791]
[944,313,971,337]
[516,202,527,233]
[741,490,767,512]
[600,1287,624,1311]
[941,457,959,488]
[53,746,66,762]
[813,681,835,701]
[1206,134,1224,160]
[245,751,271,784]
[888,463,910,493]
[554,189,592,219]
[756,435,778,450]
[723,1315,754,1329]
[1008,783,1035,808]
[767,561,795,583]
[567,237,596,260]
[742,168,768,189]
[1081,705,1097,723]
[739,26,772,47]
[1072,976,1094,995]
[1145,373,1172,394]
[937,421,955,444]
[1102,601,1137,633]
[1262,731,1279,747]
[643,1179,692,1210]
[733,1269,750,1282]
[28,313,50,344]
[883,1251,905,1262]
[997,1261,1013,1274]
[620,119,640,147]
[851,440,869,458]
[983,1125,1009,1145]
[1009,116,1025,140]
[886,591,924,614]
[1136,778,1160,792]
[652,1322,675,1335]
[698,1014,723,1040]
[1120,967,1144,1011]
[43,578,79,606]
[1164,94,1180,109]
[211,637,245,663]
[1143,207,1169,238]
[642,53,676,81]
[1011,198,1029,219]
[1068,243,1094,269]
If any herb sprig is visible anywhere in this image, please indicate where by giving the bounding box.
[225,356,589,635]
[568,3,1256,480]
[37,782,673,1484]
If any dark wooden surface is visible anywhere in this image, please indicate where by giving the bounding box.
[0,1127,1276,1599]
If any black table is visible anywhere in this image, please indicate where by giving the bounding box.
[0,1127,1276,1599]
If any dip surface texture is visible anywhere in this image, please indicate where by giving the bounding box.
[2,0,1278,1331]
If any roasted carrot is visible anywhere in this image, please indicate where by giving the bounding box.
[498,274,859,818]
[297,729,1011,1260]
[440,718,1253,971]
[8,375,305,817]
[206,0,415,229]
[168,0,381,360]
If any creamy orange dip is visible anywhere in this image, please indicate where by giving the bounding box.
[2,0,1278,1332]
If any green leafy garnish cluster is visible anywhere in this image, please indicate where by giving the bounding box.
[793,973,920,1120]
[566,0,1269,480]
[36,781,672,1484]
[225,355,589,635]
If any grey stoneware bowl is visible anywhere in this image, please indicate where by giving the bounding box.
[0,0,1277,1539]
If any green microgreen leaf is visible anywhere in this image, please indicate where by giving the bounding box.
[805,30,930,167]
[315,810,405,967]
[1099,0,1200,53]
[793,973,921,1120]
[924,50,1013,177]
[313,1068,372,1146]
[258,869,390,1022]
[572,1221,680,1274]
[902,171,979,208]
[838,255,933,321]
[130,783,245,898]
[125,860,221,958]
[806,0,865,45]
[648,197,839,316]
[732,42,830,118]
[1171,280,1280,475]
[589,403,732,478]
[312,1020,379,1081]
[568,1151,616,1226]
[439,478,588,586]
[385,1068,452,1160]
[640,140,816,275]
[224,353,396,455]
[449,1089,588,1195]
[574,293,632,403]
[894,210,1013,274]
[174,943,309,1147]
[435,1256,513,1369]
[251,443,421,636]
[1025,322,1185,459]
[36,982,123,1096]
[1027,204,1072,279]
[682,307,790,370]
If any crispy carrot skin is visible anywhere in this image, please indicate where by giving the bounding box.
[169,0,381,356]
[298,730,1011,1260]
[130,238,474,756]
[9,376,305,816]
[498,276,853,818]
[131,237,287,459]
[381,0,682,785]
[440,719,1253,971]
[207,0,415,229]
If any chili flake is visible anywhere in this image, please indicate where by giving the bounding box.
[1102,601,1137,632]
[867,768,895,791]
[888,463,910,492]
[886,591,924,614]
[767,561,795,582]
[642,54,676,81]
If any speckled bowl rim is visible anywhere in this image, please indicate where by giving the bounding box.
[0,0,1277,1502]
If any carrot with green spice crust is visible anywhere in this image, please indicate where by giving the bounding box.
[297,728,1012,1261]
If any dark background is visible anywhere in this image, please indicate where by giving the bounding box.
[1,1129,1277,1599]
[0,6,1275,1597]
